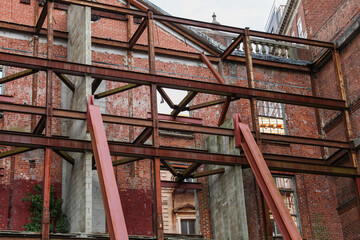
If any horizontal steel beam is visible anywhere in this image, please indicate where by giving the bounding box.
[161,181,202,189]
[55,0,334,48]
[0,20,311,72]
[0,102,352,149]
[0,52,345,110]
[0,130,357,177]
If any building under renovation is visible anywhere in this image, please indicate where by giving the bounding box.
[0,0,359,239]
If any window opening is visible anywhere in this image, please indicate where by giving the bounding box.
[270,176,301,239]
[257,100,285,135]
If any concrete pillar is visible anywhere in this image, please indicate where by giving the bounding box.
[61,4,105,233]
[206,119,249,240]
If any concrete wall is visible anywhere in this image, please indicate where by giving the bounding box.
[206,119,249,240]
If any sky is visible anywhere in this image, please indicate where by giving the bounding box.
[149,0,287,31]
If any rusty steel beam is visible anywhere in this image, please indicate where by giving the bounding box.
[0,102,352,148]
[112,157,143,166]
[0,69,38,85]
[176,163,202,182]
[0,130,358,176]
[161,181,202,189]
[35,1,48,35]
[233,114,302,240]
[0,20,313,72]
[133,127,152,145]
[311,48,332,71]
[147,112,203,125]
[55,72,75,92]
[200,53,226,84]
[53,150,75,165]
[95,83,139,99]
[157,87,175,109]
[0,95,14,103]
[92,78,102,94]
[325,149,348,165]
[0,52,343,110]
[221,34,243,61]
[191,168,225,178]
[55,0,333,49]
[0,147,35,159]
[160,160,178,177]
[87,96,128,239]
[171,91,198,116]
[129,18,148,49]
[218,97,231,126]
[186,98,227,111]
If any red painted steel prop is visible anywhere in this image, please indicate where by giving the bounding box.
[87,95,128,240]
[233,113,302,240]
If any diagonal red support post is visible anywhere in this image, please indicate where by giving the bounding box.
[233,113,302,240]
[87,95,128,240]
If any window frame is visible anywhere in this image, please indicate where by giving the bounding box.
[270,175,302,239]
[257,100,287,135]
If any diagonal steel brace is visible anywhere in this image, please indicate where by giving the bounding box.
[87,95,128,240]
[233,113,302,240]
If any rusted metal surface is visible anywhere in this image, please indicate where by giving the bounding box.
[53,150,75,165]
[157,87,175,109]
[129,18,148,49]
[0,130,358,176]
[0,69,38,85]
[147,11,156,75]
[233,114,302,240]
[176,163,202,182]
[0,95,14,103]
[35,0,48,34]
[133,127,152,145]
[161,181,202,190]
[200,53,226,85]
[42,1,54,237]
[160,160,178,176]
[171,91,198,116]
[218,97,230,126]
[221,34,244,61]
[112,157,143,166]
[95,83,138,99]
[191,168,225,178]
[0,53,342,109]
[87,95,128,239]
[147,112,203,125]
[91,78,102,94]
[0,147,34,159]
[187,98,228,111]
[244,28,261,146]
[55,72,75,92]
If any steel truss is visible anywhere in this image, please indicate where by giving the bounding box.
[0,0,359,239]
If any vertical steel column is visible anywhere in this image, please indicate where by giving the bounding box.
[243,28,261,145]
[309,73,326,159]
[243,28,273,238]
[332,49,360,215]
[41,1,54,239]
[148,10,164,239]
[31,1,39,131]
[233,114,302,240]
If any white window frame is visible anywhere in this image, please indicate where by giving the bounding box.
[0,66,4,94]
[257,100,287,135]
[297,17,304,38]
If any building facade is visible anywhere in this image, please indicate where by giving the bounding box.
[0,0,359,239]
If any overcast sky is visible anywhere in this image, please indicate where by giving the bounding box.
[149,0,287,31]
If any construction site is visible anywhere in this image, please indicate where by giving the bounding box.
[0,0,359,239]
